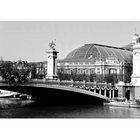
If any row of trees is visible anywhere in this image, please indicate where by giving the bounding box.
[0,58,133,84]
[0,61,31,84]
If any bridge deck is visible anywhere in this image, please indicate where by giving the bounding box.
[0,80,109,100]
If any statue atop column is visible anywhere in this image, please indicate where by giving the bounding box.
[132,33,140,44]
[48,40,56,50]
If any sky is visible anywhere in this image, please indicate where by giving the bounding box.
[0,21,140,62]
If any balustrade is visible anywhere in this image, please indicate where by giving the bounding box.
[104,89,106,97]
[109,90,112,99]
[99,89,101,95]
[112,90,115,99]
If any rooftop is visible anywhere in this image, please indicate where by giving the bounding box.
[64,43,132,62]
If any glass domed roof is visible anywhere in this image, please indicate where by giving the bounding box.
[65,44,132,62]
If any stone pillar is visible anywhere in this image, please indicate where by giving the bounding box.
[131,34,140,99]
[109,90,112,99]
[129,86,135,101]
[99,88,101,95]
[29,71,32,79]
[46,40,59,80]
[112,90,115,99]
[117,81,125,98]
[104,89,106,97]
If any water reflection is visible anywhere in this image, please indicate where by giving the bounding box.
[0,98,140,118]
[0,98,35,109]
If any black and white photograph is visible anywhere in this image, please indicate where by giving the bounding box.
[0,21,139,118]
[0,1,140,140]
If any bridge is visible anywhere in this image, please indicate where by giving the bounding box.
[0,80,118,105]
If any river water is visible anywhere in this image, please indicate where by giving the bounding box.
[0,98,140,118]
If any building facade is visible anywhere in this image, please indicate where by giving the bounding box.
[57,43,132,82]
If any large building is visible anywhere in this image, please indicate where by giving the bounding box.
[57,43,132,82]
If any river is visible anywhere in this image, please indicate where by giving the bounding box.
[0,98,140,118]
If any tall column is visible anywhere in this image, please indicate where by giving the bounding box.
[46,40,59,80]
[131,34,140,99]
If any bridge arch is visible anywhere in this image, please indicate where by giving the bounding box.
[0,82,109,105]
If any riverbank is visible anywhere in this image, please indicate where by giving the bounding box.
[104,100,140,108]
[0,89,20,98]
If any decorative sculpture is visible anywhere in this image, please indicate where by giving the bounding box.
[134,33,140,44]
[48,40,56,50]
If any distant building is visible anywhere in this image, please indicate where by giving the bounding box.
[29,61,47,79]
[57,43,132,82]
